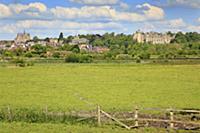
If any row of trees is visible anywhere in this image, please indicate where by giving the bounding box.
[1,42,199,61]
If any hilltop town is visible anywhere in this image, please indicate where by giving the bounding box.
[0,31,110,53]
[0,31,199,64]
[0,30,178,51]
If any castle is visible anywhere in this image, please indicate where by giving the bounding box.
[69,36,89,45]
[15,31,31,44]
[133,30,174,44]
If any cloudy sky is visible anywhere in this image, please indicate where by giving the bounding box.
[0,0,200,40]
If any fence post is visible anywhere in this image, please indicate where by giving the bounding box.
[170,109,174,129]
[45,106,48,121]
[97,105,101,126]
[7,106,12,122]
[134,106,139,127]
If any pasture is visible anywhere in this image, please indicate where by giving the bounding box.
[0,63,199,111]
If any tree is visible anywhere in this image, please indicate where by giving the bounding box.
[31,44,47,55]
[172,32,187,44]
[33,36,39,42]
[44,37,50,42]
[58,32,64,42]
[52,52,61,58]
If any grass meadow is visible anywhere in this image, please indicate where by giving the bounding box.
[1,122,196,133]
[0,63,199,132]
[0,63,199,110]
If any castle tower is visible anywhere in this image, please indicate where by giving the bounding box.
[133,30,145,43]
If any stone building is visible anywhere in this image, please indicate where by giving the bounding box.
[15,31,31,44]
[133,30,174,44]
[69,36,89,45]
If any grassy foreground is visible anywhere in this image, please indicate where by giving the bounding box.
[0,122,197,133]
[0,63,199,111]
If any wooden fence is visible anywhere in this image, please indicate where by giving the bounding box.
[96,105,200,130]
[1,105,200,130]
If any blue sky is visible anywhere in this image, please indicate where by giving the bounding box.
[0,0,200,40]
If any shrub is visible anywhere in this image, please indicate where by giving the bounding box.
[138,52,150,59]
[52,52,61,58]
[12,58,34,67]
[27,61,34,66]
[31,44,47,55]
[24,52,33,58]
[13,58,26,67]
[3,51,13,57]
[78,54,92,63]
[135,57,141,63]
[65,54,79,63]
[65,54,92,63]
[115,54,132,60]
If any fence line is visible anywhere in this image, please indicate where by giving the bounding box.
[1,105,200,130]
[96,106,200,130]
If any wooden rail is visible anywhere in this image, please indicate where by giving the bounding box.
[96,106,200,130]
[100,110,131,130]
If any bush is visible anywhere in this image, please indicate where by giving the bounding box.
[138,52,150,59]
[24,52,33,58]
[12,58,34,67]
[135,57,141,63]
[27,61,34,66]
[52,52,61,58]
[13,58,26,67]
[79,54,92,63]
[65,54,79,63]
[115,54,132,60]
[3,51,13,57]
[65,54,92,63]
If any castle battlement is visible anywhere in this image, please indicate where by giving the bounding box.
[133,31,174,44]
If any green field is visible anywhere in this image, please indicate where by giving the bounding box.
[1,122,190,133]
[0,63,199,111]
[0,63,200,132]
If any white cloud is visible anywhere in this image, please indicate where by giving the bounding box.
[0,4,12,18]
[139,22,155,32]
[186,25,200,32]
[154,18,186,29]
[137,18,188,32]
[197,18,200,23]
[167,18,187,28]
[10,2,47,13]
[0,2,165,22]
[69,0,119,5]
[0,20,124,34]
[168,0,200,8]
[119,2,129,9]
[50,6,113,20]
[7,2,47,18]
[138,18,200,32]
[51,4,165,22]
[136,3,165,20]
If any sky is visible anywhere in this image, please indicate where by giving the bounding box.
[0,0,200,40]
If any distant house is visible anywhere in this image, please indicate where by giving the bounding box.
[0,41,13,50]
[92,46,109,53]
[69,36,89,45]
[79,44,93,51]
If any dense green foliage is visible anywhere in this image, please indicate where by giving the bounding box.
[65,54,92,63]
[0,107,92,124]
[172,32,200,43]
